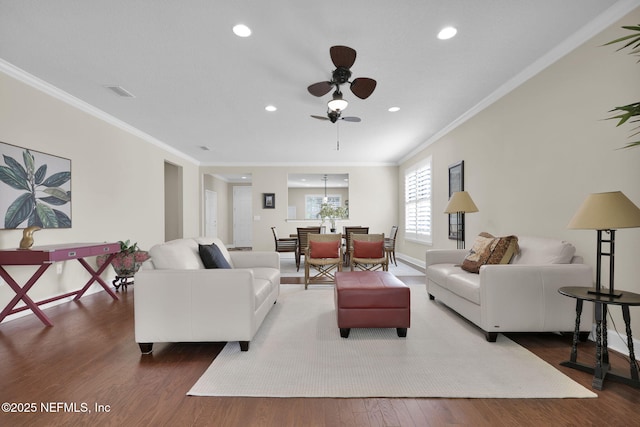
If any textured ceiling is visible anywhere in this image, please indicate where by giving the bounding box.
[0,0,635,166]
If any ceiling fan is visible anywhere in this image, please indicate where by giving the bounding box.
[311,109,361,123]
[307,45,377,105]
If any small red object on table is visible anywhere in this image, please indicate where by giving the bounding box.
[0,242,120,326]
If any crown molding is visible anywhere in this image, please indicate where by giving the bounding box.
[398,0,640,165]
[0,59,200,166]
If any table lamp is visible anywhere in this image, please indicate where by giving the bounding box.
[444,191,479,249]
[568,191,640,297]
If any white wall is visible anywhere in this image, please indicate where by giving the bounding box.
[200,165,399,251]
[0,70,200,317]
[399,8,640,334]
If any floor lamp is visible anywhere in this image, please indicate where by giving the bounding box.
[445,191,479,249]
[568,191,640,297]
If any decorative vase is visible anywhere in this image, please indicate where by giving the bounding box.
[97,250,150,290]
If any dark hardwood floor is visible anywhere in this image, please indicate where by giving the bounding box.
[1,272,639,426]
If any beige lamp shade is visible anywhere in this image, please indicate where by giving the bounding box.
[568,191,640,230]
[444,191,479,214]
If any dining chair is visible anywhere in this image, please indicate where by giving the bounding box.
[304,233,343,288]
[296,227,322,271]
[271,226,297,254]
[343,226,369,266]
[384,225,399,266]
[350,233,388,272]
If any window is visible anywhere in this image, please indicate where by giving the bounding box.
[305,195,342,219]
[404,157,432,243]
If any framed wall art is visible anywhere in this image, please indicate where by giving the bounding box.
[262,193,275,209]
[0,141,72,229]
[448,160,464,240]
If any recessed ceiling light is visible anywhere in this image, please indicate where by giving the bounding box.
[265,105,277,112]
[233,24,252,37]
[388,107,400,112]
[437,26,457,40]
[199,146,210,151]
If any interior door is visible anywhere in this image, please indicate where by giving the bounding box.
[205,190,217,238]
[233,186,253,247]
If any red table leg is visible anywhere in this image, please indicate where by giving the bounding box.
[74,254,119,301]
[0,264,54,326]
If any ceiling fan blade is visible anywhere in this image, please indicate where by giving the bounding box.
[341,116,361,122]
[307,81,332,97]
[330,45,356,69]
[350,77,377,99]
[310,115,330,120]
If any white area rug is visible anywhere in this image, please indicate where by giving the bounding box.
[278,254,423,277]
[188,285,596,398]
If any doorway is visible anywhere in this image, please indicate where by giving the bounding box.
[205,190,218,238]
[233,185,252,248]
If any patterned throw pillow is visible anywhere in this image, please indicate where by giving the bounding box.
[461,233,519,273]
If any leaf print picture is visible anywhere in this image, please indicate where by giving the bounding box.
[0,141,71,229]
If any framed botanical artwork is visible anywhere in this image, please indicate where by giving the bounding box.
[0,141,72,229]
[263,193,275,209]
[448,161,464,240]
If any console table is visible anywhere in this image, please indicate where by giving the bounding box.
[558,286,640,390]
[0,242,120,326]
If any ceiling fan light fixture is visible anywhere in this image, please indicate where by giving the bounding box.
[328,91,348,112]
[438,26,457,40]
[233,24,252,37]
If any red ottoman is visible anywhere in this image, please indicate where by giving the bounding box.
[334,271,410,338]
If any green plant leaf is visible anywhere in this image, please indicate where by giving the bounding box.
[34,164,47,185]
[3,154,28,181]
[53,209,71,228]
[42,187,71,202]
[41,171,71,187]
[35,202,58,228]
[23,150,35,176]
[0,165,30,191]
[4,193,34,228]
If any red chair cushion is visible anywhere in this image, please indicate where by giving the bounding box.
[310,240,340,258]
[353,240,384,258]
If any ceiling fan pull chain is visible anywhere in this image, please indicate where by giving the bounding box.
[336,122,340,151]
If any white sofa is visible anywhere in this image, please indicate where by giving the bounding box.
[134,237,280,352]
[426,236,593,341]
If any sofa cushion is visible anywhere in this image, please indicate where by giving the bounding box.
[199,243,232,269]
[310,240,340,258]
[446,272,481,304]
[149,239,204,270]
[511,236,576,265]
[353,240,384,258]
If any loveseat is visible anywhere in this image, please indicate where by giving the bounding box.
[426,235,593,341]
[134,237,280,352]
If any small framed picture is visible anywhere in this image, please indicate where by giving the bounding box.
[263,193,275,209]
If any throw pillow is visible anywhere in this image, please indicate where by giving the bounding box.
[198,243,232,269]
[353,240,384,258]
[309,240,340,258]
[461,232,496,273]
[485,235,519,266]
